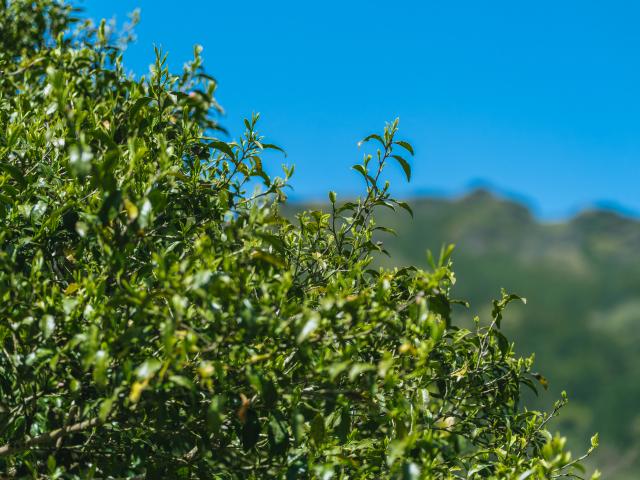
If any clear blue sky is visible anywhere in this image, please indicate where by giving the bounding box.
[82,0,640,219]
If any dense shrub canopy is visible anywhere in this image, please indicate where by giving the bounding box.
[0,1,598,478]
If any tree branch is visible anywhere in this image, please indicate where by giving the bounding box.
[0,417,102,457]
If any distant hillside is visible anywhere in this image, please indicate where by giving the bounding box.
[288,189,640,477]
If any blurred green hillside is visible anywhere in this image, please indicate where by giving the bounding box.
[290,189,640,477]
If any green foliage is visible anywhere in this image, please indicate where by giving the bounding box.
[0,1,597,478]
[366,190,640,477]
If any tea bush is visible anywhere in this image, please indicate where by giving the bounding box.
[0,1,598,478]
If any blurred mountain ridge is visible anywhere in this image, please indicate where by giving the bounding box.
[388,188,640,265]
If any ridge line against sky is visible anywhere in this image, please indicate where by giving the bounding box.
[82,0,640,220]
[287,182,640,223]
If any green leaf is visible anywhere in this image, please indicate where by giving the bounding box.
[394,140,414,155]
[358,133,385,147]
[517,470,534,480]
[386,438,408,466]
[352,164,368,177]
[255,232,286,255]
[98,190,122,225]
[47,455,56,474]
[89,128,118,150]
[64,283,80,295]
[395,200,413,217]
[297,313,319,344]
[69,144,93,178]
[438,243,455,266]
[428,293,451,327]
[0,192,13,205]
[391,154,411,181]
[292,413,305,445]
[207,396,225,434]
[137,198,152,229]
[494,330,510,357]
[206,139,235,158]
[0,162,27,188]
[135,359,162,381]
[129,96,153,118]
[348,363,375,381]
[250,249,285,268]
[373,226,397,236]
[268,413,289,455]
[40,314,55,339]
[169,375,193,389]
[261,143,287,156]
[309,414,325,446]
[402,462,421,480]
[99,397,114,422]
[30,201,48,222]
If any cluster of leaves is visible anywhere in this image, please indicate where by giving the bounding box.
[0,1,598,478]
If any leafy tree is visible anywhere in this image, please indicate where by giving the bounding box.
[0,1,598,478]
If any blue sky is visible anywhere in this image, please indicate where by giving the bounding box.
[82,0,640,219]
